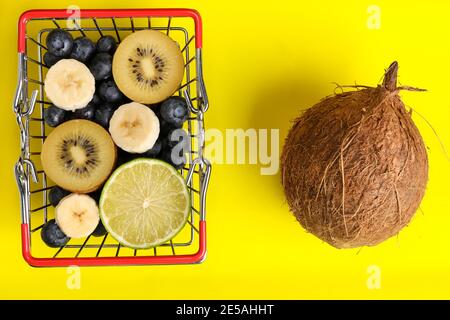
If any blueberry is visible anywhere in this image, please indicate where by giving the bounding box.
[41,219,70,248]
[151,104,175,136]
[160,118,176,137]
[94,103,116,127]
[90,93,101,105]
[98,79,124,103]
[73,102,96,120]
[142,138,162,157]
[48,186,70,207]
[150,103,162,119]
[92,221,108,237]
[44,105,66,127]
[160,96,189,128]
[150,103,161,116]
[89,53,112,81]
[89,188,102,203]
[46,29,73,57]
[160,147,187,170]
[70,37,96,62]
[96,35,117,54]
[116,149,137,166]
[43,52,62,67]
[165,128,190,149]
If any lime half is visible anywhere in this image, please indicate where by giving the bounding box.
[100,158,190,249]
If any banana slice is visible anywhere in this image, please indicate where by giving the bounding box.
[55,193,99,238]
[109,102,160,153]
[44,59,95,111]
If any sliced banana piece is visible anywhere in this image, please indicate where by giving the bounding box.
[109,102,160,153]
[56,193,99,238]
[44,59,95,111]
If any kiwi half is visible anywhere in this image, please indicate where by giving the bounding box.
[112,30,184,104]
[41,120,116,193]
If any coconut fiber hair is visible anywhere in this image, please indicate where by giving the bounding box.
[281,62,428,248]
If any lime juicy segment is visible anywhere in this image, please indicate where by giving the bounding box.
[100,159,190,249]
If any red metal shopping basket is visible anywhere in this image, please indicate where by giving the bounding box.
[14,8,210,267]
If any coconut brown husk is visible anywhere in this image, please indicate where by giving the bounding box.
[281,62,428,248]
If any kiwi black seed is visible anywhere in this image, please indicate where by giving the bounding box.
[128,47,169,88]
[113,30,184,104]
[41,120,116,193]
[58,134,99,177]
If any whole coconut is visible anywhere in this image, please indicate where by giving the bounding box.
[281,62,428,248]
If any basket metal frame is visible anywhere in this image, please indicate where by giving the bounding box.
[13,9,210,267]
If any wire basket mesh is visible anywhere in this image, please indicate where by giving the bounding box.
[14,9,210,267]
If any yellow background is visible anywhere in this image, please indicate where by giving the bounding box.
[1,0,450,299]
